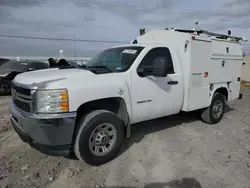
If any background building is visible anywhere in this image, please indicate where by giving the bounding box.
[242,56,250,82]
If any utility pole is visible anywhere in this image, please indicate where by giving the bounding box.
[73,34,76,62]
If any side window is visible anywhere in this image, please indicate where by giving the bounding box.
[139,47,174,74]
[37,63,49,69]
[28,62,37,70]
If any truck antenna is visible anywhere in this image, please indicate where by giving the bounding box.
[193,21,199,31]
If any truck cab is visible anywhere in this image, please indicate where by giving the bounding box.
[9,26,246,165]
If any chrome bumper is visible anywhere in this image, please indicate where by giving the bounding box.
[9,100,77,156]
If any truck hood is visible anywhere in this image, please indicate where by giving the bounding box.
[13,68,94,86]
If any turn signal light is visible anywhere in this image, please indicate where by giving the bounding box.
[60,90,68,101]
[60,101,69,112]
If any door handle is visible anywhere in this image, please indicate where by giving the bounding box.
[168,80,178,85]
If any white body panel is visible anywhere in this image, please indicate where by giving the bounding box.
[15,69,133,118]
[129,45,183,123]
[13,28,244,125]
[187,38,243,110]
[135,29,243,111]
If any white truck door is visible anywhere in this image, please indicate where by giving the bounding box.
[131,47,183,124]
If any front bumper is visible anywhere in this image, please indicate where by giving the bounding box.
[9,100,77,157]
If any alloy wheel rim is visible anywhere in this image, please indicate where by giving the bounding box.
[213,100,223,118]
[89,123,117,156]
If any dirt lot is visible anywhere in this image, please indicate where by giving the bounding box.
[0,89,250,188]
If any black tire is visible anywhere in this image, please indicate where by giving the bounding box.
[201,93,226,124]
[74,110,124,166]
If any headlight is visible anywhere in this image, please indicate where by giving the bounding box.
[36,89,69,113]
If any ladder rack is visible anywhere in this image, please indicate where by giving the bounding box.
[172,22,248,42]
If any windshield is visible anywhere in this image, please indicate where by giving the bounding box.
[0,61,30,71]
[85,46,144,72]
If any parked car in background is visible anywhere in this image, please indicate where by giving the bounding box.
[48,58,80,69]
[0,58,10,66]
[0,60,49,94]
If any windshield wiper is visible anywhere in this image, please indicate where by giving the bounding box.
[85,65,113,73]
[78,64,113,73]
[88,65,107,69]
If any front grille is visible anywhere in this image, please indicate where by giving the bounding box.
[11,83,33,113]
[12,84,31,96]
[13,99,31,112]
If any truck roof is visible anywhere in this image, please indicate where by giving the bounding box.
[134,29,245,45]
[105,26,246,55]
[134,23,247,45]
[103,44,149,49]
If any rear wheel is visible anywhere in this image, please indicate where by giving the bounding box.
[74,110,124,166]
[201,93,226,124]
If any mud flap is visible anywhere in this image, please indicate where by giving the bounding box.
[238,93,243,99]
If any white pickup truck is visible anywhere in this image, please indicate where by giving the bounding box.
[9,26,246,165]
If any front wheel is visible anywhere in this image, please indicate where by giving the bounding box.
[201,93,226,124]
[74,110,124,166]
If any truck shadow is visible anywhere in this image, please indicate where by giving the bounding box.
[144,177,202,188]
[225,102,234,113]
[120,111,200,156]
[104,177,202,188]
[119,104,234,157]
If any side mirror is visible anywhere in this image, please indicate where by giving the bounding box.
[152,57,168,77]
[137,67,146,77]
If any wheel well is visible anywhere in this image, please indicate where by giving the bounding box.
[76,97,129,126]
[215,87,228,100]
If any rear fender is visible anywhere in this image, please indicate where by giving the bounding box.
[209,83,229,104]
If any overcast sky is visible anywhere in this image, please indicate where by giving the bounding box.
[0,0,249,57]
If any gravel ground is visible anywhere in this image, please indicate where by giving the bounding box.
[0,89,250,188]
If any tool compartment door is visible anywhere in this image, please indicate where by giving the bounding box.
[187,39,243,111]
[187,39,212,111]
